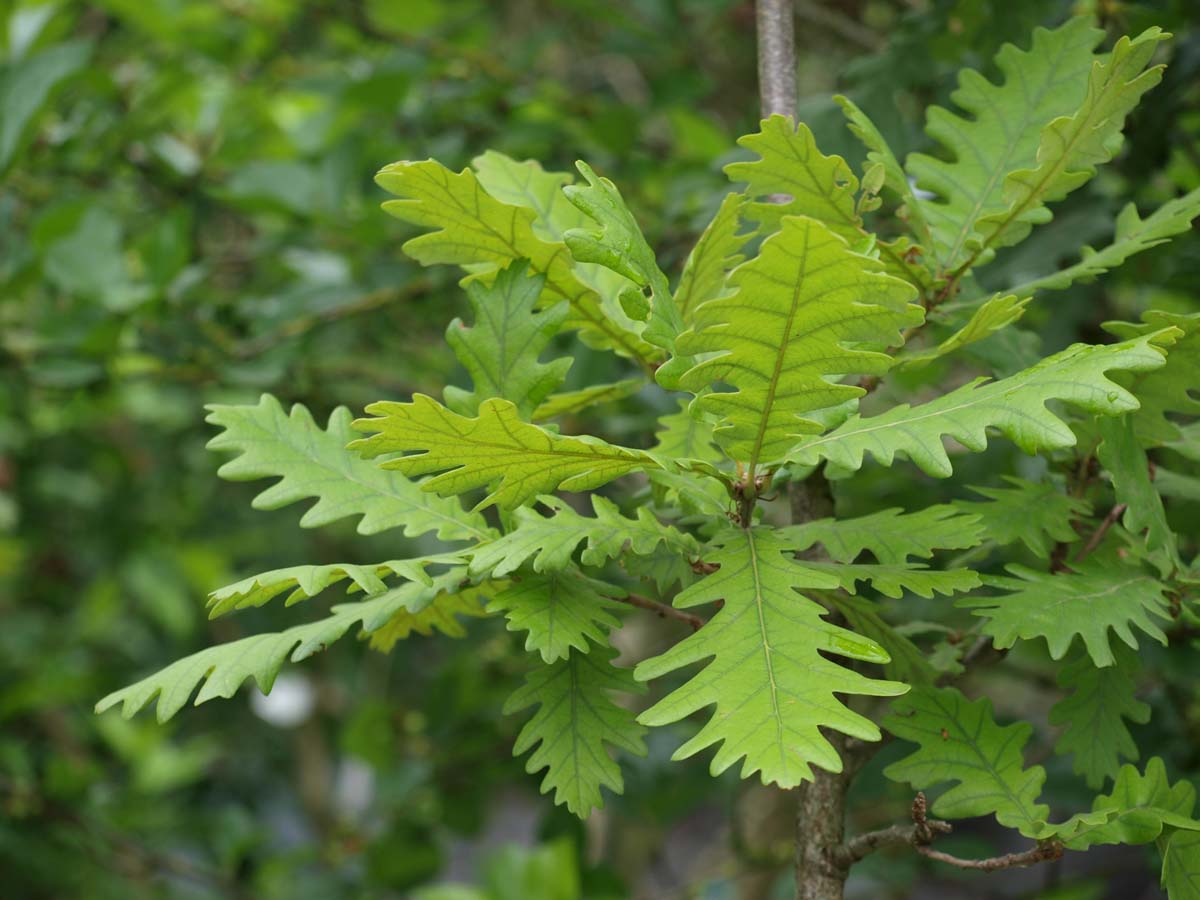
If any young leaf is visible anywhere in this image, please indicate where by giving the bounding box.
[1098,414,1180,568]
[207,395,490,542]
[443,261,572,418]
[835,94,932,248]
[635,527,906,788]
[897,294,1030,368]
[953,477,1090,558]
[369,582,494,652]
[785,330,1174,476]
[725,114,862,242]
[487,571,624,663]
[907,18,1104,269]
[674,193,748,322]
[468,495,698,578]
[781,504,985,564]
[532,379,643,422]
[375,159,654,363]
[1009,189,1200,297]
[971,27,1170,261]
[563,161,681,351]
[1051,646,1150,789]
[961,560,1171,666]
[96,573,468,723]
[471,150,589,241]
[351,395,662,511]
[206,554,462,617]
[883,685,1049,836]
[504,646,647,817]
[676,215,921,467]
[1051,758,1198,851]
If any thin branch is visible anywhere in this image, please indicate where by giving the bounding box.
[834,792,951,868]
[917,839,1064,872]
[1074,502,1127,562]
[619,591,704,631]
[756,0,797,120]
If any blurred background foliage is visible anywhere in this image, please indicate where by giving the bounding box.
[1,1,1197,898]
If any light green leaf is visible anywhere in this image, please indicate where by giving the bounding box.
[785,330,1174,476]
[883,685,1049,836]
[1,40,92,173]
[960,560,1171,666]
[971,27,1170,260]
[375,159,655,363]
[488,571,623,663]
[953,477,1090,558]
[675,193,749,322]
[907,18,1104,269]
[207,554,463,617]
[504,647,647,817]
[1098,414,1180,569]
[471,150,589,240]
[351,395,662,511]
[1051,646,1150,789]
[635,527,906,788]
[676,215,921,467]
[725,114,862,242]
[781,504,985,564]
[532,379,643,422]
[206,395,490,542]
[898,294,1030,368]
[468,495,698,578]
[96,573,467,722]
[563,161,681,351]
[443,261,572,418]
[1051,758,1198,850]
[835,95,932,248]
[1009,189,1200,296]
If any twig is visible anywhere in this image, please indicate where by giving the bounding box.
[756,0,797,120]
[834,792,951,867]
[917,839,1064,872]
[619,592,704,631]
[1074,503,1127,562]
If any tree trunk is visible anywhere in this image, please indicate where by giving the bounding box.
[794,736,850,900]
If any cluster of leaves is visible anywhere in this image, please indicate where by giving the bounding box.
[2,1,770,897]
[95,10,1200,896]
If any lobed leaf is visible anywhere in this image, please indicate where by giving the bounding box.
[952,477,1090,558]
[635,527,906,788]
[883,685,1049,836]
[676,215,921,467]
[375,159,654,362]
[907,18,1104,269]
[97,573,469,722]
[781,504,985,565]
[785,330,1175,476]
[487,571,622,663]
[1051,646,1150,789]
[504,646,647,817]
[674,192,749,323]
[961,560,1171,666]
[468,495,698,578]
[443,261,572,418]
[206,395,490,542]
[351,395,662,511]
